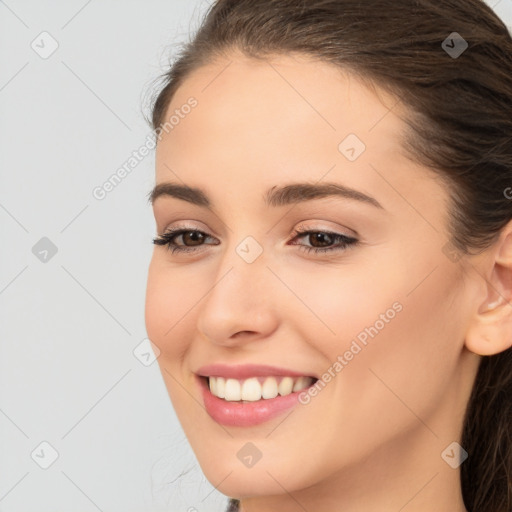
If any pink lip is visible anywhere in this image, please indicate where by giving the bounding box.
[196,363,315,380]
[197,375,312,427]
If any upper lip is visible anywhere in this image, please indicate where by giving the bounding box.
[196,364,317,380]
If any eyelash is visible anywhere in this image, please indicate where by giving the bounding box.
[152,226,358,255]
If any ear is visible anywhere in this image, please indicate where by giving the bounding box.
[465,221,512,356]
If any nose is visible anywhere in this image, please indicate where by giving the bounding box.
[196,253,280,347]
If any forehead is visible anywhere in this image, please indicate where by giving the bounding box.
[160,52,405,151]
[154,52,433,210]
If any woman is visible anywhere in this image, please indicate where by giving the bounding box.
[144,1,512,511]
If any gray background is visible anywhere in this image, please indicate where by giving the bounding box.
[1,1,511,511]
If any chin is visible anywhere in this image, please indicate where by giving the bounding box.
[199,460,304,498]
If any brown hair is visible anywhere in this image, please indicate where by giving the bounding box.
[150,1,512,510]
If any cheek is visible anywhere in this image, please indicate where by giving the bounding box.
[292,253,466,434]
[280,261,405,356]
[144,258,202,424]
[322,262,465,445]
[144,257,195,360]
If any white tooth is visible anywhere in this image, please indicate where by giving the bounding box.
[278,376,294,396]
[212,375,313,401]
[293,376,313,392]
[241,378,262,401]
[261,377,278,399]
[209,377,217,395]
[216,377,225,398]
[224,378,241,401]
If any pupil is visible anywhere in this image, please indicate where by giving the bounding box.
[311,233,332,247]
[184,231,204,245]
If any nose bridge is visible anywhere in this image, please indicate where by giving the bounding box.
[196,237,279,343]
[209,242,272,313]
[210,226,272,303]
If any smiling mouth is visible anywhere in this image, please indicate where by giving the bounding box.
[203,375,318,402]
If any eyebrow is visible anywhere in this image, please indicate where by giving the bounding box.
[147,181,384,209]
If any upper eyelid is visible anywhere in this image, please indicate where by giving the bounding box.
[161,225,357,244]
[162,225,350,235]
[162,220,356,236]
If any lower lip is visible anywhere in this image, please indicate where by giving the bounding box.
[198,376,309,427]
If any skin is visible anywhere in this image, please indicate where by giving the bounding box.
[145,51,512,512]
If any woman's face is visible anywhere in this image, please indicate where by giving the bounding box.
[145,52,481,500]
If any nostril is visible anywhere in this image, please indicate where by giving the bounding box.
[232,330,257,338]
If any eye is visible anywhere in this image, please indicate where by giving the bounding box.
[152,227,219,254]
[289,227,359,254]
